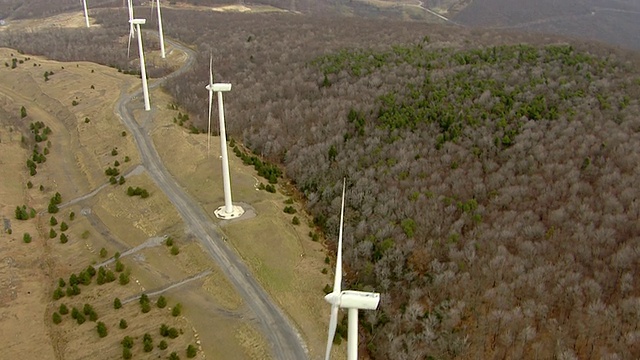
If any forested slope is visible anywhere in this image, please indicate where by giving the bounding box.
[153,11,640,359]
[3,8,640,359]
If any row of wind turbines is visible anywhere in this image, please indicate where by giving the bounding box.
[82,1,380,358]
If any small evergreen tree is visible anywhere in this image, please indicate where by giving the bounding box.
[172,303,182,317]
[53,287,65,300]
[141,301,151,313]
[159,340,168,350]
[122,348,132,360]
[119,319,128,329]
[157,296,167,309]
[20,106,27,118]
[23,233,32,243]
[119,272,130,285]
[52,312,62,324]
[50,216,57,226]
[97,322,108,337]
[60,222,68,231]
[186,344,197,358]
[60,233,68,243]
[114,297,122,309]
[59,303,69,315]
[169,352,180,360]
[99,247,108,258]
[49,228,57,239]
[121,336,134,349]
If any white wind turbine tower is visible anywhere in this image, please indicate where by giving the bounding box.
[324,179,380,360]
[130,18,151,111]
[150,0,166,58]
[81,0,90,28]
[206,67,244,219]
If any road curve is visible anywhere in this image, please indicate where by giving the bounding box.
[115,35,309,360]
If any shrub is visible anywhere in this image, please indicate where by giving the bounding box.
[119,319,128,329]
[114,298,122,309]
[52,312,62,324]
[27,181,33,189]
[171,245,180,255]
[69,211,75,221]
[59,303,69,315]
[141,302,151,313]
[121,336,134,349]
[159,340,168,350]
[168,327,179,339]
[119,272,130,285]
[97,322,108,337]
[53,287,65,300]
[171,303,182,317]
[71,100,79,106]
[115,260,124,272]
[139,294,149,305]
[83,303,93,316]
[157,296,167,308]
[100,247,108,258]
[122,348,132,360]
[48,202,59,214]
[15,205,28,220]
[283,206,297,214]
[111,148,118,156]
[169,352,180,360]
[186,344,197,358]
[292,216,300,225]
[76,312,86,325]
[143,333,153,352]
[165,237,174,246]
[160,324,169,337]
[23,233,32,243]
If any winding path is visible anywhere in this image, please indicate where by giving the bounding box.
[115,36,308,359]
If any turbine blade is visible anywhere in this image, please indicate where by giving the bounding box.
[209,56,214,86]
[324,304,339,360]
[150,0,154,17]
[207,55,213,155]
[333,179,346,294]
[127,30,132,58]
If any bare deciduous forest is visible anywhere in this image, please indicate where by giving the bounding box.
[2,5,640,360]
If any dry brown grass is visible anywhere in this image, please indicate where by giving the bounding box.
[0,38,343,359]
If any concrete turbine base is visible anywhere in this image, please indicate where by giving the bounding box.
[214,205,245,219]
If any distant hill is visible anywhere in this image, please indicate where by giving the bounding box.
[453,0,640,50]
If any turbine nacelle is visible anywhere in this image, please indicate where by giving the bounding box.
[324,290,380,310]
[130,18,146,25]
[206,83,232,92]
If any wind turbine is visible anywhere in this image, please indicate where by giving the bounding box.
[81,0,90,28]
[150,0,166,58]
[206,71,244,219]
[130,18,150,111]
[324,179,380,360]
[127,0,135,58]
